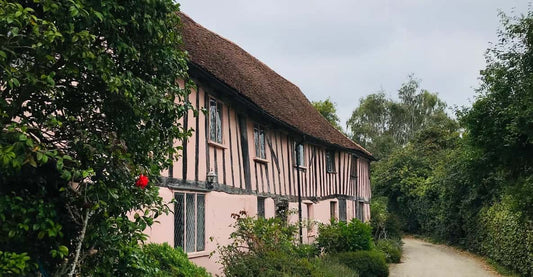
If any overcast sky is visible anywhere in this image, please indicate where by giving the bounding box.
[177,0,530,128]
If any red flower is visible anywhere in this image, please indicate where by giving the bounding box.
[135,174,149,189]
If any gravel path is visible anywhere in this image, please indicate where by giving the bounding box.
[389,237,500,277]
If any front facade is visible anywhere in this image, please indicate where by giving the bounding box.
[146,14,374,274]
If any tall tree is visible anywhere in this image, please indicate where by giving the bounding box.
[461,10,533,217]
[312,98,343,131]
[0,0,191,275]
[347,76,453,159]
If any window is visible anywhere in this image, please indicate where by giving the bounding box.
[350,155,358,178]
[295,144,305,167]
[326,150,335,172]
[339,199,347,222]
[209,98,223,143]
[254,124,266,159]
[257,197,265,218]
[276,199,289,223]
[330,201,337,220]
[174,192,205,252]
[357,201,364,221]
[306,203,314,232]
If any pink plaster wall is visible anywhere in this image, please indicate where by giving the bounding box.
[147,187,371,275]
[150,82,374,275]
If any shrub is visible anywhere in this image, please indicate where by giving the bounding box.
[0,251,35,276]
[375,239,402,263]
[141,243,210,277]
[294,243,320,259]
[476,198,533,276]
[223,251,316,277]
[332,250,389,277]
[316,219,373,254]
[218,211,311,277]
[311,257,359,277]
[370,197,403,241]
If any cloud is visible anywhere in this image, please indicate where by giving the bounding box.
[178,0,530,125]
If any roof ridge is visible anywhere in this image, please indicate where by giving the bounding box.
[178,12,301,91]
[178,11,373,158]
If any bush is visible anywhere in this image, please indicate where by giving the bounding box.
[311,257,359,277]
[332,250,389,277]
[476,198,533,276]
[218,211,311,277]
[375,239,402,263]
[370,197,402,241]
[218,212,361,277]
[316,219,373,254]
[0,251,35,276]
[293,243,320,259]
[223,251,317,277]
[141,243,210,277]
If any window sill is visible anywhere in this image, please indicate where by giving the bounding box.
[294,165,307,171]
[208,140,227,149]
[253,157,269,164]
[188,251,210,258]
[326,171,337,174]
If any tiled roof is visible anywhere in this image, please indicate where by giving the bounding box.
[179,13,373,159]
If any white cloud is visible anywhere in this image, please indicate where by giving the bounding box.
[178,0,530,125]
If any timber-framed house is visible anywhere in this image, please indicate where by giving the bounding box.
[147,13,375,274]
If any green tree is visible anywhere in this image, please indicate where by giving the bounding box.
[461,10,533,218]
[347,76,454,159]
[312,98,343,131]
[369,10,533,275]
[0,0,192,275]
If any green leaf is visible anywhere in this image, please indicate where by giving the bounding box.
[36,152,44,161]
[60,171,71,180]
[56,160,63,170]
[94,11,103,21]
[58,245,69,256]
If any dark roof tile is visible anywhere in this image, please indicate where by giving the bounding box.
[179,13,373,158]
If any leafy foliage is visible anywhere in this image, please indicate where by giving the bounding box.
[0,0,192,275]
[477,198,533,276]
[312,98,343,131]
[367,10,533,276]
[0,251,34,276]
[311,257,359,277]
[370,197,402,241]
[141,243,211,277]
[331,251,389,277]
[375,239,402,264]
[218,212,362,277]
[217,211,304,277]
[316,219,373,254]
[347,75,456,159]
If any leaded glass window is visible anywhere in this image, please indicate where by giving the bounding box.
[326,150,335,172]
[174,192,205,252]
[209,98,223,143]
[254,124,266,159]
